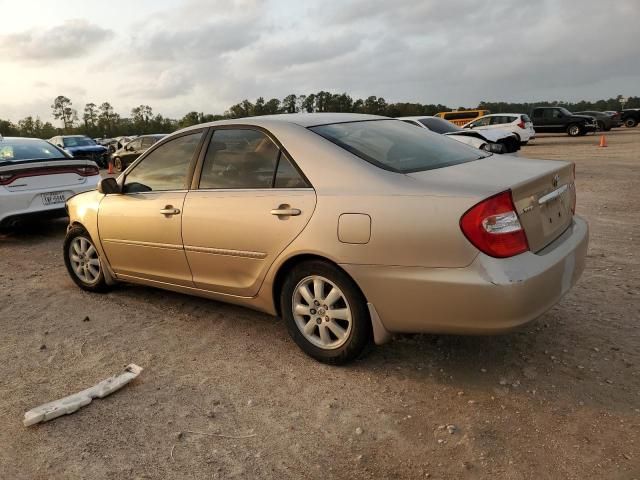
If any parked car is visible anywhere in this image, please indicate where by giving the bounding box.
[530,107,598,136]
[462,113,535,145]
[64,113,588,364]
[435,109,490,126]
[49,135,109,168]
[104,136,136,154]
[0,136,100,228]
[603,111,623,127]
[574,111,617,131]
[399,116,520,153]
[112,134,168,172]
[620,109,640,128]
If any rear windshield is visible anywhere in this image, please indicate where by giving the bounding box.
[418,117,461,134]
[62,137,96,147]
[0,138,67,162]
[310,119,488,174]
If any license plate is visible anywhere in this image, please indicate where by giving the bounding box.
[41,191,66,206]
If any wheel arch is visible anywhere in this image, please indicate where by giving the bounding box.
[271,253,366,318]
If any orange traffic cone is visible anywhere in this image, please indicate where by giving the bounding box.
[599,135,607,148]
[108,159,114,174]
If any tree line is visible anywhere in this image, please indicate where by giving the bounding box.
[1,93,638,139]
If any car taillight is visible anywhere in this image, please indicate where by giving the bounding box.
[460,190,529,258]
[76,165,100,176]
[517,121,526,129]
[0,172,16,185]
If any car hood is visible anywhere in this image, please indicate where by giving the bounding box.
[572,114,596,121]
[66,145,107,153]
[445,129,512,142]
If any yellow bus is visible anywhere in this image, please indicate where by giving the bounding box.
[435,110,490,126]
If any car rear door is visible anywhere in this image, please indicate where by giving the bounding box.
[98,130,206,286]
[181,127,316,296]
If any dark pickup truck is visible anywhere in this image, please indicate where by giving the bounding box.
[530,107,598,137]
[621,109,640,128]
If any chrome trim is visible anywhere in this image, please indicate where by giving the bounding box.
[538,184,569,205]
[184,245,267,259]
[103,239,183,250]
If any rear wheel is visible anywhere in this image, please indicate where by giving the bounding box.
[625,117,638,128]
[63,226,110,293]
[567,124,582,136]
[280,260,371,365]
[113,157,123,173]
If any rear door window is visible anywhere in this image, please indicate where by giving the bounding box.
[199,129,279,189]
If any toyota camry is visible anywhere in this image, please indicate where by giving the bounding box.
[63,113,588,364]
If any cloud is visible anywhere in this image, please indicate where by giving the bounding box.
[0,19,113,62]
[1,0,640,122]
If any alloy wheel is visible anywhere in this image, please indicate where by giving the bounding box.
[69,236,101,284]
[292,275,352,350]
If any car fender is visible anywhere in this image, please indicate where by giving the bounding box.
[66,190,117,283]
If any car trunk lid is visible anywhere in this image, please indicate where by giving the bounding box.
[0,159,96,192]
[407,155,575,252]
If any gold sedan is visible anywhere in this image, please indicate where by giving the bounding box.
[64,113,588,364]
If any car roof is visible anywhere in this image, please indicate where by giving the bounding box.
[397,116,436,120]
[0,136,51,142]
[60,134,90,138]
[180,113,388,132]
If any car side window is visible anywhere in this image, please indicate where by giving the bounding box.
[123,131,203,193]
[473,117,490,127]
[128,139,142,150]
[199,129,280,189]
[141,137,156,148]
[274,152,308,188]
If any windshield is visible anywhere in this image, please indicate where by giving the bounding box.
[558,107,573,116]
[62,136,96,147]
[0,138,67,162]
[310,119,488,174]
[418,117,462,134]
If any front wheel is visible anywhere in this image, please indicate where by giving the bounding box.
[567,124,582,136]
[113,157,123,173]
[63,226,110,293]
[280,260,371,365]
[625,118,638,128]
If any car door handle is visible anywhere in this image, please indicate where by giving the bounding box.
[270,207,301,217]
[160,206,181,216]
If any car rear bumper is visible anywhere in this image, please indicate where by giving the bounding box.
[342,215,588,335]
[0,180,99,225]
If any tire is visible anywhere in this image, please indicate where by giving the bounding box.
[567,124,582,137]
[113,157,123,173]
[625,118,638,128]
[280,260,372,365]
[63,226,110,293]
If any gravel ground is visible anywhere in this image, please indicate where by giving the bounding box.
[0,128,638,479]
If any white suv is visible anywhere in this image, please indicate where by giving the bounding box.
[463,114,535,145]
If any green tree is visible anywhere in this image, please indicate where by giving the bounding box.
[83,103,99,132]
[282,94,298,113]
[51,95,77,130]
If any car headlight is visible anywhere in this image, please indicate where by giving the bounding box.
[483,143,505,154]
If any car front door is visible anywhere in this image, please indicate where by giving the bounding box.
[181,127,316,296]
[98,130,206,286]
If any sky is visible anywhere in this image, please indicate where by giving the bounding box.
[0,0,638,123]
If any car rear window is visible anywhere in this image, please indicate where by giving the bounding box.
[0,138,67,162]
[310,120,488,174]
[521,114,531,122]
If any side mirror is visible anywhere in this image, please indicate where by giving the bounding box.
[98,177,121,194]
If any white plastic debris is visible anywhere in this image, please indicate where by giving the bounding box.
[23,364,143,427]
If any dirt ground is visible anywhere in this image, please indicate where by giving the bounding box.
[1,128,638,480]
